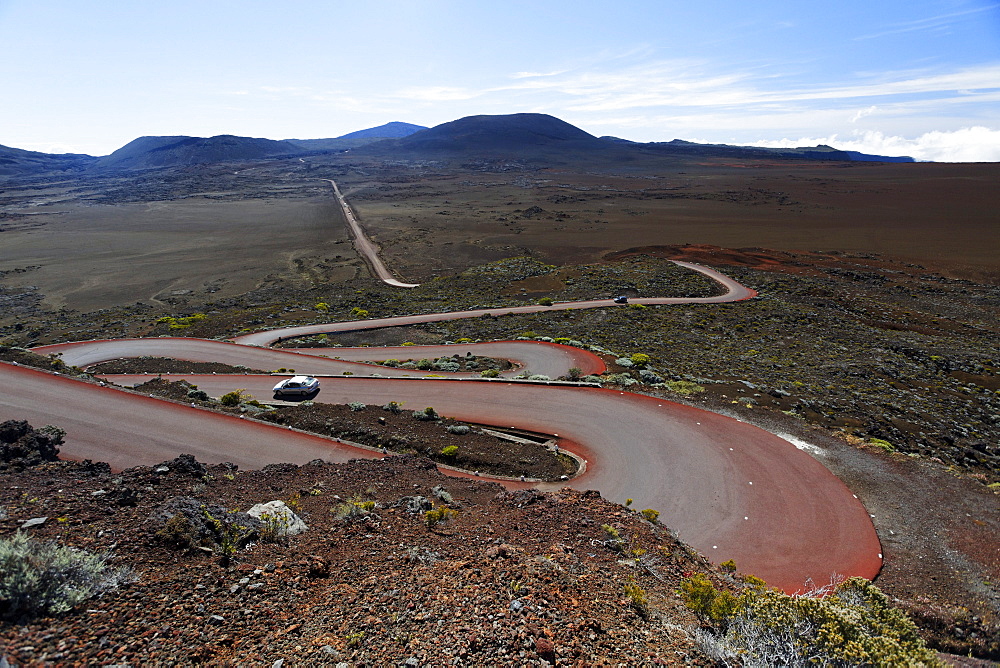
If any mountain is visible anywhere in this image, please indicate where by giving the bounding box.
[364,113,609,159]
[0,144,96,177]
[287,122,427,151]
[637,139,914,163]
[94,135,302,171]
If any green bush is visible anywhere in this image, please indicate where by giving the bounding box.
[413,407,439,421]
[332,495,376,521]
[348,401,367,412]
[640,508,660,522]
[664,380,705,396]
[0,533,135,620]
[440,445,459,457]
[630,353,651,367]
[681,573,942,666]
[480,368,500,378]
[424,506,458,529]
[220,388,249,407]
[537,297,554,306]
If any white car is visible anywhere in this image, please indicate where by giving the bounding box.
[272,375,320,396]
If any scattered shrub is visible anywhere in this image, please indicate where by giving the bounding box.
[639,369,664,384]
[681,573,942,666]
[348,401,367,412]
[640,508,660,522]
[186,388,209,401]
[869,438,895,452]
[665,380,705,395]
[382,401,404,413]
[350,307,370,318]
[630,353,651,367]
[537,297,554,306]
[413,407,439,421]
[0,533,135,620]
[480,368,500,378]
[415,359,433,370]
[440,445,459,457]
[446,425,471,435]
[314,302,329,312]
[332,495,376,521]
[424,506,458,529]
[220,389,249,407]
[623,579,649,617]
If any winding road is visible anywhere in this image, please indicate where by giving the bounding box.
[2,262,882,592]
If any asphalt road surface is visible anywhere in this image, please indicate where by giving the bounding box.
[2,262,880,592]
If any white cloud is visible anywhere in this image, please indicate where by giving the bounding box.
[746,126,1000,162]
[851,106,878,122]
[853,4,1000,41]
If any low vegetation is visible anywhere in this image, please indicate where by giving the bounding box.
[0,532,135,620]
[681,572,942,666]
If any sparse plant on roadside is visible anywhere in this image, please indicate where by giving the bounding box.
[348,401,367,412]
[413,406,439,421]
[537,297,554,306]
[382,401,404,413]
[220,388,250,407]
[0,533,136,620]
[446,425,470,435]
[480,368,500,378]
[681,572,942,666]
[630,353,651,368]
[868,437,895,452]
[350,307,370,318]
[640,508,660,523]
[187,388,209,401]
[440,445,459,458]
[314,302,329,312]
[664,380,705,396]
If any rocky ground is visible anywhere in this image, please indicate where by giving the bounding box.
[0,453,715,666]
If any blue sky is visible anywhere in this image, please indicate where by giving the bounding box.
[2,0,998,161]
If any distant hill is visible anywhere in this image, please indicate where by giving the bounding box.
[94,135,302,171]
[0,144,96,177]
[637,139,914,163]
[364,113,609,159]
[287,122,427,151]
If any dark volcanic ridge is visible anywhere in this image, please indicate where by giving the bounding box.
[1,113,914,177]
